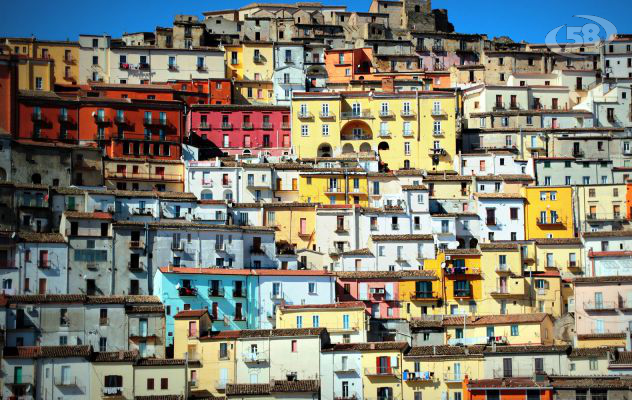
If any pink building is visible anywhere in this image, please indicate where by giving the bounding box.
[574,276,632,339]
[336,272,401,319]
[418,50,479,71]
[188,104,292,157]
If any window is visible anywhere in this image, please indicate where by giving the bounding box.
[510,208,518,220]
[291,339,297,352]
[511,325,519,336]
[308,282,316,294]
[301,125,308,136]
[99,337,107,351]
[322,124,329,136]
[589,358,598,370]
[161,378,168,389]
[312,315,319,327]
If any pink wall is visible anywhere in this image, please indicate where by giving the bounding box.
[418,52,479,71]
[336,278,401,319]
[574,281,632,335]
[189,105,291,156]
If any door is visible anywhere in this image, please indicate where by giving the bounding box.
[454,362,461,380]
[300,218,307,235]
[359,283,368,300]
[14,366,22,384]
[140,319,148,337]
[372,304,379,318]
[220,368,228,387]
[38,278,46,294]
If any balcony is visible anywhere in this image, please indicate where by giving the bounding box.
[114,114,129,125]
[335,224,349,233]
[261,122,273,130]
[536,217,565,227]
[490,288,523,298]
[341,111,374,119]
[428,148,447,156]
[281,122,290,130]
[411,291,437,300]
[326,186,343,194]
[378,130,391,138]
[319,111,336,120]
[221,179,232,187]
[208,287,225,297]
[405,371,436,382]
[341,133,372,140]
[567,261,581,271]
[102,386,123,396]
[171,241,184,251]
[38,261,50,269]
[298,111,314,120]
[215,379,231,391]
[94,114,110,124]
[444,266,481,275]
[379,110,395,118]
[433,130,445,137]
[242,122,254,130]
[250,246,265,255]
[58,113,73,123]
[168,64,179,71]
[493,103,505,111]
[243,352,269,363]
[431,108,447,117]
[586,213,625,222]
[453,290,472,298]
[197,64,207,71]
[129,240,144,249]
[403,130,414,137]
[253,55,265,63]
[401,110,415,118]
[143,118,168,127]
[6,374,34,389]
[486,217,497,226]
[220,122,233,130]
[572,149,585,158]
[233,289,246,298]
[495,265,510,273]
[105,171,183,183]
[443,373,463,383]
[584,300,617,312]
[509,102,520,110]
[55,377,81,387]
[178,287,198,296]
[138,63,150,70]
[31,112,44,122]
[364,367,400,377]
[131,208,153,216]
[128,261,145,271]
[87,263,98,270]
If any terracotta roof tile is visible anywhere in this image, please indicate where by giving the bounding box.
[64,211,113,220]
[135,396,184,400]
[136,358,186,366]
[577,332,626,340]
[174,309,209,319]
[336,270,437,279]
[550,377,632,389]
[4,345,92,359]
[583,230,632,238]
[280,301,366,311]
[475,193,525,200]
[341,248,374,256]
[569,347,618,358]
[483,345,569,354]
[225,380,319,395]
[612,351,632,365]
[92,350,139,362]
[442,313,549,326]
[534,238,582,245]
[126,305,165,314]
[406,345,484,357]
[468,378,547,389]
[17,232,66,243]
[574,276,632,284]
[444,248,481,256]
[371,234,433,242]
[329,342,409,352]
[401,185,428,190]
[479,243,520,251]
[409,319,444,329]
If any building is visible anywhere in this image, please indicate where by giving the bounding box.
[523,186,575,239]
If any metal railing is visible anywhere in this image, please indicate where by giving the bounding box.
[583,300,617,311]
[341,111,373,119]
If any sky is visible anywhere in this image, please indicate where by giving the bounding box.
[0,0,630,44]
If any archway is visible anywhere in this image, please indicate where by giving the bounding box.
[0,167,6,181]
[201,190,213,200]
[223,190,233,201]
[243,149,251,155]
[317,143,332,158]
[31,173,42,184]
[342,143,355,154]
[359,142,372,153]
[469,238,478,249]
[341,120,372,141]
[457,238,465,249]
[378,142,390,151]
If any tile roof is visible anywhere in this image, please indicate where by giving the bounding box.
[4,345,92,359]
[569,347,618,358]
[135,396,184,400]
[92,350,139,362]
[174,309,209,319]
[17,231,66,243]
[237,328,326,338]
[280,301,366,310]
[401,185,428,190]
[468,378,548,389]
[442,313,550,326]
[329,342,409,352]
[340,248,374,256]
[583,230,632,238]
[550,377,632,389]
[475,193,525,200]
[405,345,485,358]
[574,276,632,284]
[225,380,319,395]
[611,351,632,365]
[7,294,161,305]
[444,248,482,256]
[371,234,434,241]
[577,332,626,340]
[483,345,569,354]
[64,211,113,220]
[409,319,444,329]
[126,305,165,314]
[479,243,520,251]
[336,270,437,279]
[159,266,334,277]
[135,358,186,366]
[534,238,582,245]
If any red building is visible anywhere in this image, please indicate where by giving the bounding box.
[88,82,177,101]
[17,91,80,142]
[78,97,183,160]
[0,56,19,134]
[464,376,553,400]
[188,104,291,157]
[168,79,232,106]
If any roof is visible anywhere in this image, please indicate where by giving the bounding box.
[475,193,525,200]
[280,301,366,311]
[406,345,485,358]
[341,248,373,256]
[569,347,618,358]
[534,238,582,245]
[203,328,327,340]
[226,380,319,395]
[159,266,334,277]
[483,345,569,354]
[336,270,437,279]
[92,350,139,362]
[550,377,632,389]
[135,358,186,366]
[611,351,632,365]
[479,243,519,251]
[328,342,409,352]
[7,294,161,305]
[444,248,481,256]
[4,345,92,359]
[583,230,632,238]
[442,313,550,327]
[64,211,113,220]
[468,378,550,389]
[174,309,209,319]
[17,231,66,243]
[574,276,632,284]
[409,319,444,329]
[577,332,626,340]
[371,234,433,242]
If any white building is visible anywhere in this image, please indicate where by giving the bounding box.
[475,193,526,243]
[371,234,435,271]
[108,46,225,84]
[575,82,632,128]
[16,232,68,295]
[79,34,111,83]
[273,43,306,105]
[456,153,532,176]
[185,160,241,202]
[602,36,632,79]
[581,230,632,277]
[320,347,364,400]
[257,270,336,328]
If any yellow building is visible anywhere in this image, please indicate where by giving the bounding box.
[13,56,54,91]
[275,301,367,343]
[359,342,408,400]
[533,238,584,277]
[424,173,472,199]
[403,345,484,400]
[426,249,483,315]
[291,91,457,171]
[263,203,317,250]
[574,184,627,232]
[233,42,275,104]
[173,309,236,396]
[298,168,369,206]
[479,243,530,315]
[90,351,136,399]
[523,186,575,239]
[526,270,564,317]
[1,37,79,86]
[399,269,443,319]
[443,313,555,346]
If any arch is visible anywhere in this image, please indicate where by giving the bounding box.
[0,167,6,181]
[341,120,372,140]
[223,190,233,201]
[317,143,332,158]
[342,143,355,154]
[377,141,390,151]
[456,238,465,249]
[469,238,478,249]
[359,142,372,153]
[201,190,213,200]
[31,173,42,184]
[243,149,251,155]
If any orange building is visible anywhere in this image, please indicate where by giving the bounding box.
[88,82,176,101]
[167,79,232,106]
[325,48,377,85]
[17,91,80,142]
[463,377,553,400]
[627,181,632,219]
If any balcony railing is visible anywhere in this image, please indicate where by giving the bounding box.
[364,367,400,377]
[102,386,123,396]
[94,114,110,124]
[250,246,265,255]
[431,108,447,117]
[298,111,314,120]
[144,118,168,127]
[0,260,16,269]
[378,130,391,137]
[233,289,246,298]
[320,111,336,120]
[178,287,198,296]
[443,373,463,382]
[536,217,565,226]
[261,122,273,130]
[411,291,436,300]
[433,130,445,137]
[243,352,269,363]
[341,111,374,119]
[129,240,144,249]
[55,377,80,387]
[379,110,395,118]
[401,110,415,118]
[128,261,145,271]
[583,300,617,311]
[105,171,183,182]
[208,287,225,297]
[428,148,447,156]
[403,130,414,137]
[38,261,50,269]
[242,122,254,130]
[453,289,472,298]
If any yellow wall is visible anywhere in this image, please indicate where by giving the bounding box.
[16,58,54,91]
[276,306,366,334]
[523,186,575,239]
[299,172,369,206]
[225,45,243,79]
[361,349,404,400]
[291,92,457,171]
[402,356,483,400]
[2,39,78,87]
[264,205,316,250]
[534,243,583,276]
[399,278,443,319]
[529,275,563,317]
[445,319,553,346]
[480,249,530,315]
[426,252,482,313]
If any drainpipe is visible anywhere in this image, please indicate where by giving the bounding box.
[111,227,116,294]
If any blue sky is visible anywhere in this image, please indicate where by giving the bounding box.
[0,0,630,44]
